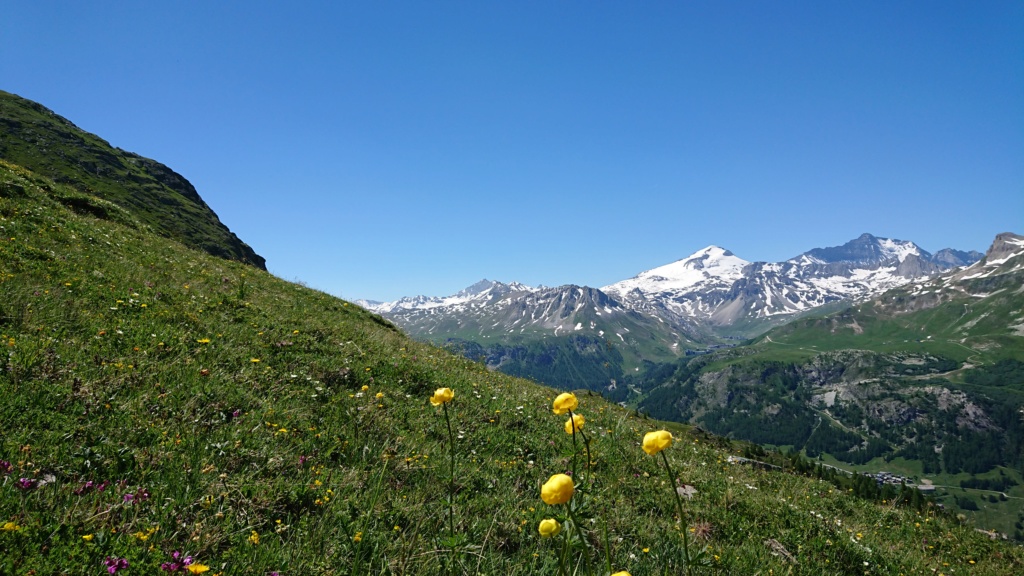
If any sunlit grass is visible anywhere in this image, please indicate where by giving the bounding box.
[1,160,1022,574]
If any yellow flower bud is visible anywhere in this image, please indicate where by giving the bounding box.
[564,413,585,434]
[430,387,454,406]
[642,430,673,455]
[541,473,574,505]
[538,518,561,538]
[552,392,578,415]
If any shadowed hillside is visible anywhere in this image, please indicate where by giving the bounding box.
[0,90,264,269]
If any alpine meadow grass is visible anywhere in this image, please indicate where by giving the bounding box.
[2,159,1023,574]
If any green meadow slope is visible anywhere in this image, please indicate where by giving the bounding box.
[2,159,1023,574]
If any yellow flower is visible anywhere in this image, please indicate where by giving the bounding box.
[361,385,369,391]
[430,387,455,406]
[196,338,210,344]
[2,521,20,532]
[642,430,673,455]
[185,564,210,574]
[248,531,260,545]
[250,358,260,363]
[612,572,632,576]
[82,534,94,541]
[353,531,363,543]
[552,392,578,415]
[375,392,384,399]
[538,518,561,538]
[564,413,585,434]
[541,473,574,505]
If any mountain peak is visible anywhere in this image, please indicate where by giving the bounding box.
[458,279,498,297]
[799,234,922,265]
[689,245,735,259]
[601,245,749,297]
[980,232,1024,266]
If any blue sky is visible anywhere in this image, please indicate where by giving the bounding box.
[3,1,1022,301]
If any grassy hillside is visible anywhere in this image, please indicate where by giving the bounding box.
[0,90,264,269]
[2,160,1023,574]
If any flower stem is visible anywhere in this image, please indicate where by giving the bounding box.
[569,409,578,481]
[581,430,593,486]
[566,505,595,576]
[557,529,570,576]
[442,402,456,540]
[660,450,693,576]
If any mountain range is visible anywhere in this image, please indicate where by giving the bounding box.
[360,234,983,370]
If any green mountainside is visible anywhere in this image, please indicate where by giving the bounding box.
[0,90,264,269]
[636,237,1024,536]
[2,148,1023,571]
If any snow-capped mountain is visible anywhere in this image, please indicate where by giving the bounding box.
[356,279,537,315]
[361,280,694,361]
[361,234,983,353]
[602,233,982,331]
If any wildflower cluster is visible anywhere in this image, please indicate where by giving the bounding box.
[160,551,210,573]
[104,556,129,574]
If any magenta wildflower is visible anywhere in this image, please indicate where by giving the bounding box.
[16,477,37,490]
[123,493,134,503]
[0,460,12,474]
[104,556,129,574]
[74,480,95,495]
[161,551,192,572]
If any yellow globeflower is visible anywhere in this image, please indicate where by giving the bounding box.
[642,430,673,455]
[430,387,455,406]
[538,518,562,538]
[564,413,585,434]
[552,392,578,415]
[540,473,575,505]
[611,572,632,576]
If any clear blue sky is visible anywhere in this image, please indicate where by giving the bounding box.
[3,1,1022,301]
